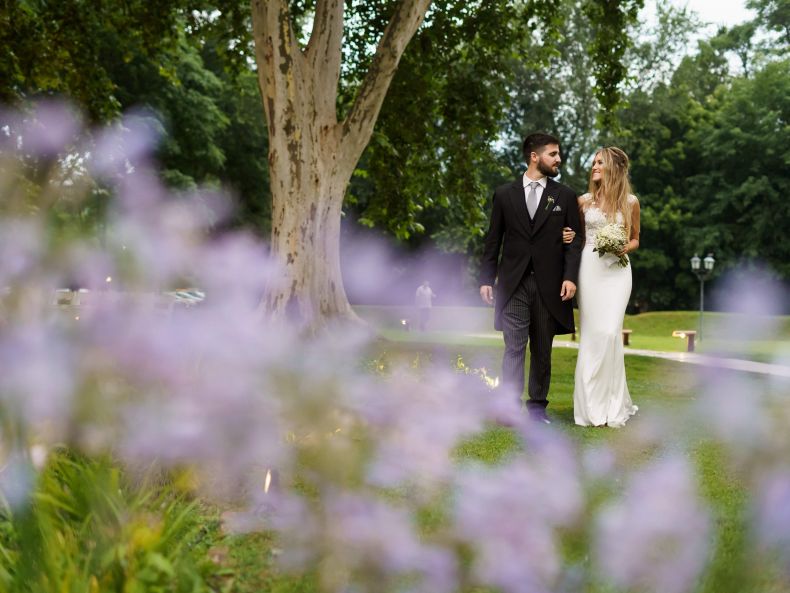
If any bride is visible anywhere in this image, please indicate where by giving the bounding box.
[564,147,640,427]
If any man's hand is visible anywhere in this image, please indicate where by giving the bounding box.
[560,280,576,301]
[480,285,494,305]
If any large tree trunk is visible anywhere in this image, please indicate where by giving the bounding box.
[251,0,430,330]
[267,131,357,327]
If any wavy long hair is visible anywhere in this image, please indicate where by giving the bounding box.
[587,146,633,233]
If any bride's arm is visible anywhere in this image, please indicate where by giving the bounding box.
[577,195,587,244]
[618,197,640,255]
[562,195,588,244]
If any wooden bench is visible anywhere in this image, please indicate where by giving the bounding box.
[672,330,697,352]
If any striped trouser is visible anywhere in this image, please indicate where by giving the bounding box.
[501,272,556,409]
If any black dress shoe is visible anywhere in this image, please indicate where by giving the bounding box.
[528,410,551,425]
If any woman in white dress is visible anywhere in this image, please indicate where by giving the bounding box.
[566,147,640,427]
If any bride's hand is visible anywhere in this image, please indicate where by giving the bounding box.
[616,242,631,257]
[562,227,575,244]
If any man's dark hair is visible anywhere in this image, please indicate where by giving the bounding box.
[522,133,561,162]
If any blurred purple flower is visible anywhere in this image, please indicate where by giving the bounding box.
[696,369,769,455]
[453,453,582,593]
[323,492,457,593]
[753,469,790,554]
[0,220,45,287]
[582,445,616,480]
[0,450,35,509]
[340,236,401,305]
[58,244,117,291]
[19,101,81,156]
[75,300,291,478]
[365,368,498,488]
[711,267,788,343]
[89,111,162,177]
[594,455,710,593]
[194,233,278,310]
[519,428,585,523]
[253,490,321,570]
[104,204,198,288]
[0,322,76,430]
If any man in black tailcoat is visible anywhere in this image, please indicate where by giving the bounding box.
[479,132,582,423]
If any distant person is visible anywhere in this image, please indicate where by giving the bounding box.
[479,132,582,424]
[563,146,640,427]
[415,280,436,331]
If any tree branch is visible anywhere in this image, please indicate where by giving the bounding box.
[306,0,344,123]
[251,0,305,131]
[341,0,432,160]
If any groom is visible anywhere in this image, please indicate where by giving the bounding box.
[479,133,582,423]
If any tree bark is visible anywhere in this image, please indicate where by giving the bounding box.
[251,0,431,330]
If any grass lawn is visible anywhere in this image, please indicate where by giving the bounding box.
[370,307,790,359]
[216,338,784,593]
[620,310,790,356]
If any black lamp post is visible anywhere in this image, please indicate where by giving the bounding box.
[690,253,715,341]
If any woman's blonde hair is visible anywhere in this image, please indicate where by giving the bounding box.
[587,146,633,233]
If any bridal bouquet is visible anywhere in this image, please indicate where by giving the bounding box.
[593,223,629,267]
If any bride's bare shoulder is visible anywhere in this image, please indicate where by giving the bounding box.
[627,194,639,204]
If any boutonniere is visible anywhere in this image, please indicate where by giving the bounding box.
[544,196,556,211]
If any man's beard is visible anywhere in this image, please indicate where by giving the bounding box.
[538,160,559,178]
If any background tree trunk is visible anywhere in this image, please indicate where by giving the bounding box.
[266,132,357,327]
[251,0,430,330]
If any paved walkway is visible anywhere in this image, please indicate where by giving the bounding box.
[465,333,790,379]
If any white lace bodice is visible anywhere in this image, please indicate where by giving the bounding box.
[581,193,635,247]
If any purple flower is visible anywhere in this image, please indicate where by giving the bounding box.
[58,245,117,291]
[89,110,162,178]
[340,236,402,305]
[19,101,81,157]
[322,492,457,593]
[0,450,35,509]
[582,445,616,480]
[220,490,321,571]
[194,233,279,310]
[0,322,76,432]
[753,469,790,554]
[78,304,290,479]
[594,455,710,593]
[0,220,45,287]
[365,368,497,488]
[453,452,583,593]
[696,369,770,456]
[711,267,787,343]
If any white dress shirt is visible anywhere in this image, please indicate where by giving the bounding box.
[523,172,547,209]
[415,285,435,308]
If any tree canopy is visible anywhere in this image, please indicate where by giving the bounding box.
[1,0,787,311]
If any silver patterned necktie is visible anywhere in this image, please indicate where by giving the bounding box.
[527,181,539,219]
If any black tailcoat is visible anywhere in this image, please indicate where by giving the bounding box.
[479,177,583,333]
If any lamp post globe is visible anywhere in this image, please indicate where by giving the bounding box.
[690,254,701,272]
[690,253,715,342]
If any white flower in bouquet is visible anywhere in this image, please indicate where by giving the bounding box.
[593,222,629,268]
